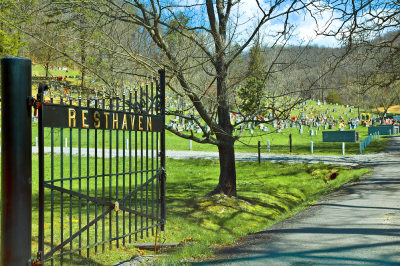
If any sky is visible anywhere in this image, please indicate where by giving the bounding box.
[231,0,343,47]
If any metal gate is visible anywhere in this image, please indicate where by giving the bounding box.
[36,70,166,264]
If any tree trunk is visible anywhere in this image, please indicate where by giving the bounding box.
[209,138,237,197]
[209,58,237,196]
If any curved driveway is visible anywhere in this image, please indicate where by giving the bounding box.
[194,136,400,265]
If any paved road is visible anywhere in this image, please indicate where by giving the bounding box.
[28,146,389,167]
[194,136,400,265]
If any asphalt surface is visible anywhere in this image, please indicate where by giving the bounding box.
[194,136,400,266]
[29,146,388,167]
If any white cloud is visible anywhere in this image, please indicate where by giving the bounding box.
[233,1,343,47]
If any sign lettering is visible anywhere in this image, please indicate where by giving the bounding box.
[42,105,163,132]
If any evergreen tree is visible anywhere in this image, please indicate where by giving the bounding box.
[238,43,267,115]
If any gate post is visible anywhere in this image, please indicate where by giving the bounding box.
[1,57,32,265]
[158,69,166,231]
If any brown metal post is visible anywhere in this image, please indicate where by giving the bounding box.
[258,141,261,165]
[1,57,32,265]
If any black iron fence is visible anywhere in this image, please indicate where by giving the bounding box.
[36,70,166,265]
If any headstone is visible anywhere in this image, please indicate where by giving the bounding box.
[250,129,254,134]
[350,109,353,112]
[277,128,282,133]
[299,128,303,134]
[310,130,314,136]
[263,127,269,132]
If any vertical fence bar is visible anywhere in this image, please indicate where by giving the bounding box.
[151,78,154,236]
[1,57,32,266]
[38,89,45,261]
[116,94,119,248]
[102,92,106,252]
[342,142,345,155]
[140,85,144,239]
[86,96,90,257]
[123,91,126,246]
[146,80,149,238]
[289,134,292,153]
[70,97,74,262]
[310,141,313,154]
[159,69,166,231]
[135,89,138,241]
[109,94,113,249]
[258,141,261,165]
[267,140,270,152]
[50,95,55,266]
[129,89,133,243]
[95,96,98,254]
[60,96,64,265]
[155,77,160,231]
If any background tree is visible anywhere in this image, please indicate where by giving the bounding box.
[238,42,266,116]
[325,89,342,105]
[318,0,400,116]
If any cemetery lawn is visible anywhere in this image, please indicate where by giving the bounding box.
[0,155,371,265]
[3,97,392,156]
[23,122,394,156]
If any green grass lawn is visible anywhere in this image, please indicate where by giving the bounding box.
[0,155,371,265]
[18,99,394,155]
[22,120,393,156]
[32,65,83,80]
[13,74,394,157]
